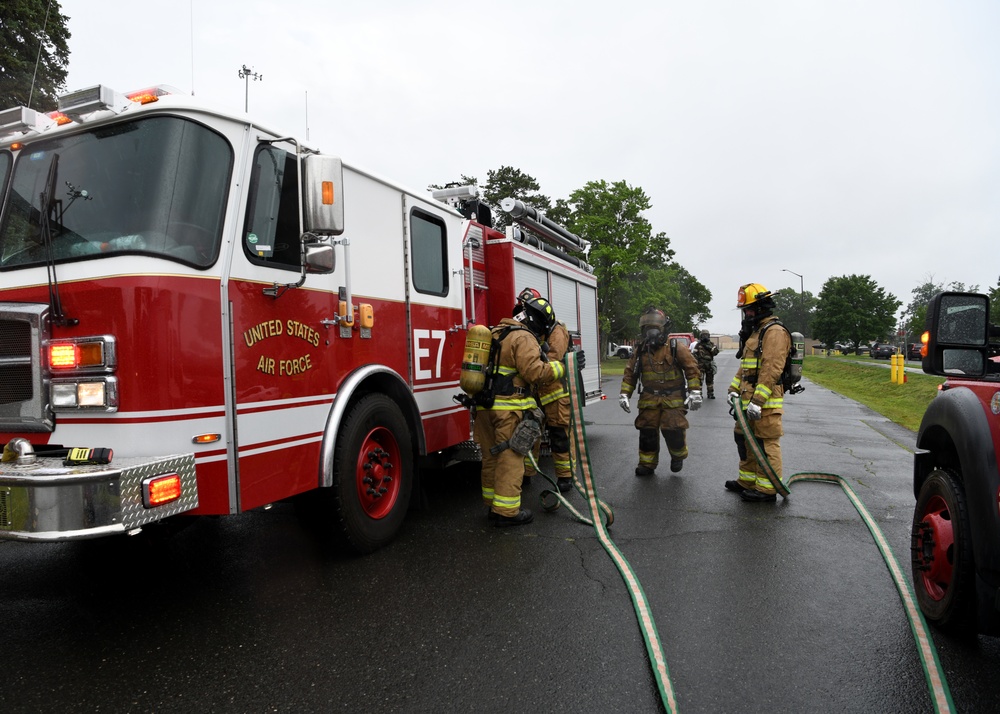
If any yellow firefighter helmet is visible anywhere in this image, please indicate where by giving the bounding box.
[737,283,773,309]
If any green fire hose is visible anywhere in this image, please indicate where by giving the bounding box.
[527,357,956,712]
[729,392,955,713]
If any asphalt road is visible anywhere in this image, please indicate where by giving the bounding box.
[2,351,999,713]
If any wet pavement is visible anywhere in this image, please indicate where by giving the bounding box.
[2,351,999,713]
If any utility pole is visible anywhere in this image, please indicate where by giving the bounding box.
[238,65,262,113]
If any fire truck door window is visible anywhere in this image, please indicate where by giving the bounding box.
[0,117,229,269]
[243,146,301,270]
[410,209,448,296]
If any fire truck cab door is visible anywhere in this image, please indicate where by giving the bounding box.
[226,138,338,512]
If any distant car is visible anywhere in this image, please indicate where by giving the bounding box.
[615,345,633,359]
[871,344,897,359]
[668,333,696,349]
[907,343,923,360]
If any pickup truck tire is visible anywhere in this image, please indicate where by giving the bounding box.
[911,468,976,636]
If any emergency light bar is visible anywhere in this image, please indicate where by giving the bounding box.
[58,84,129,119]
[0,106,54,137]
[432,185,478,201]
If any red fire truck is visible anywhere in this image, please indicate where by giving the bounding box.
[912,291,1000,635]
[0,84,601,552]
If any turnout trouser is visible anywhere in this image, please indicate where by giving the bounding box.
[733,411,783,494]
[475,409,525,517]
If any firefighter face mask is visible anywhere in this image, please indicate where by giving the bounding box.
[643,326,664,345]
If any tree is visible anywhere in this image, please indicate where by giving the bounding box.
[990,276,1000,322]
[479,166,551,231]
[0,1,71,110]
[901,276,980,338]
[563,180,677,343]
[427,170,714,346]
[429,166,551,231]
[772,287,817,337]
[811,275,901,354]
[665,264,711,331]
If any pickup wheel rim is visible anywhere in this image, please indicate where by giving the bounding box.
[916,493,955,602]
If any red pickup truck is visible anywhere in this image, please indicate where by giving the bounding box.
[911,291,1000,636]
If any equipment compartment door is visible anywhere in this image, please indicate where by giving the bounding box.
[402,196,469,453]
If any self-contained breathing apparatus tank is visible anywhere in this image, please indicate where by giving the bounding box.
[460,324,493,396]
[789,331,805,389]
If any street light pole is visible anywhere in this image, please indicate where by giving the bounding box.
[781,268,803,298]
[781,268,805,336]
[238,64,262,113]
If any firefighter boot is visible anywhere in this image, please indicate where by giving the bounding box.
[557,477,573,493]
[635,465,655,477]
[670,458,683,472]
[740,489,777,503]
[725,479,752,493]
[494,508,534,527]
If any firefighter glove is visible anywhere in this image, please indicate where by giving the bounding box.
[686,392,702,411]
[746,402,763,421]
[619,394,631,413]
[576,350,586,371]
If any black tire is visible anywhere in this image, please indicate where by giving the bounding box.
[911,468,977,635]
[312,394,414,554]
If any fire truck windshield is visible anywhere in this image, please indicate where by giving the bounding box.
[0,116,231,270]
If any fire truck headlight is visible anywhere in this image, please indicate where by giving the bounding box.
[52,382,79,407]
[77,382,107,407]
[51,378,118,411]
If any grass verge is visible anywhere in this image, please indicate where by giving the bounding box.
[802,356,943,432]
[600,355,943,432]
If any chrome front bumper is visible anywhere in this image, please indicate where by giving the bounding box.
[0,453,198,541]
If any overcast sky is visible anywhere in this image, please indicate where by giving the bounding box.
[58,0,1000,334]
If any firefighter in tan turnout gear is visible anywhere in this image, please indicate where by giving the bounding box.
[692,330,720,399]
[619,308,702,476]
[725,283,791,503]
[516,289,581,495]
[475,296,566,526]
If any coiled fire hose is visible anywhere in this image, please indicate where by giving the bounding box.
[729,393,955,714]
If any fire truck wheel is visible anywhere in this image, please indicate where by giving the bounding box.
[911,468,976,636]
[330,393,413,554]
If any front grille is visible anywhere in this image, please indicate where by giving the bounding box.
[0,303,51,432]
[0,320,32,405]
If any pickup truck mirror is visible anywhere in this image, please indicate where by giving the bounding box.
[923,292,989,377]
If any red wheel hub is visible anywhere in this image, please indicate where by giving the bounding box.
[355,426,401,520]
[915,494,955,601]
